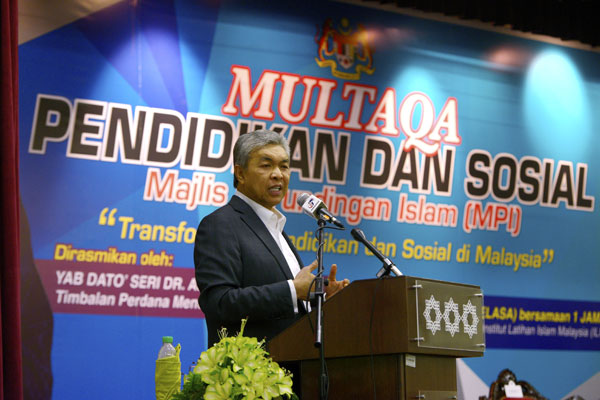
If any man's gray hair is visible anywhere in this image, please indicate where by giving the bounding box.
[233,129,290,188]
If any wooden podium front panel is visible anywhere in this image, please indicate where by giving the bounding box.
[404,355,457,398]
[298,354,403,400]
[268,278,412,361]
[296,353,456,399]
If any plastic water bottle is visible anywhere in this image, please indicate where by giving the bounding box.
[156,336,180,400]
[158,336,176,358]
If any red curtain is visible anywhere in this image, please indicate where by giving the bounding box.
[1,0,24,398]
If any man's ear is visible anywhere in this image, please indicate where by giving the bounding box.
[234,164,245,186]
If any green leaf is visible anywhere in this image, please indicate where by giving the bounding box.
[219,368,229,383]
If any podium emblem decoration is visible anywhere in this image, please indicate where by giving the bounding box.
[462,299,480,339]
[443,297,461,337]
[423,294,442,335]
[422,295,480,338]
[414,279,485,352]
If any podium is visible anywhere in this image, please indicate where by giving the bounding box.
[267,276,485,399]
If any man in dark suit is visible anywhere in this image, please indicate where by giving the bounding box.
[194,129,349,346]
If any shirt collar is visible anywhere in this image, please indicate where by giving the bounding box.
[235,190,286,232]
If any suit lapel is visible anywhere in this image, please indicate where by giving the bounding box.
[230,196,295,280]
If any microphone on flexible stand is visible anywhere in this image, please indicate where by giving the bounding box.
[351,228,403,277]
[296,192,345,229]
[296,191,340,399]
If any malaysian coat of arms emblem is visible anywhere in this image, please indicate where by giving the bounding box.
[315,17,375,80]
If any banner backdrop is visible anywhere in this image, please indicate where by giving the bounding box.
[19,0,599,399]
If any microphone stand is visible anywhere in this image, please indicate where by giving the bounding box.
[376,261,401,278]
[313,217,327,400]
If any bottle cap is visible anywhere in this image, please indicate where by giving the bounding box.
[162,336,173,343]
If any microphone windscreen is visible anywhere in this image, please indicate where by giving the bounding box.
[296,192,310,207]
[351,228,365,241]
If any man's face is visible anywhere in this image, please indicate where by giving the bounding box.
[235,144,290,210]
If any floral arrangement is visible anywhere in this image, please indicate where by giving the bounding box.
[173,319,298,400]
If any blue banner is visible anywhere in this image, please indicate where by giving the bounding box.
[18,0,600,398]
[485,296,600,350]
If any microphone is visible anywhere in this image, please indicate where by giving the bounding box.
[351,228,403,277]
[297,193,345,229]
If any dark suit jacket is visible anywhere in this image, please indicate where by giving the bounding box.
[194,195,306,346]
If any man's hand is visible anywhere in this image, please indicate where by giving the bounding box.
[293,261,350,301]
[325,263,350,298]
[292,260,318,301]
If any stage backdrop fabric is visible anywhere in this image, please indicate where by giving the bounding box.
[18,1,600,399]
